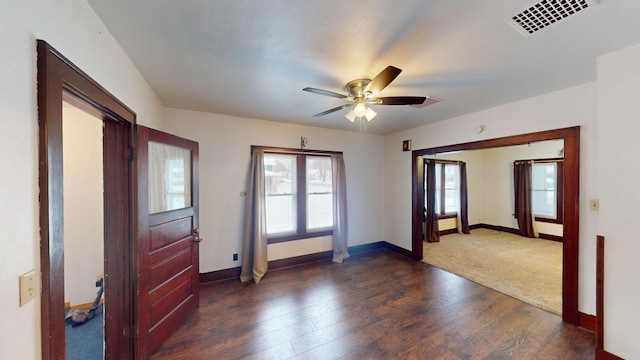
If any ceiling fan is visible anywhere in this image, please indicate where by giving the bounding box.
[303,65,427,122]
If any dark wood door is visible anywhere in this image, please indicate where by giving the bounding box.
[136,126,200,359]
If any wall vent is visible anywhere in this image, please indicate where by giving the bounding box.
[411,96,441,108]
[507,0,595,36]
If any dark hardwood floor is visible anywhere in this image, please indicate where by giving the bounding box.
[151,249,595,359]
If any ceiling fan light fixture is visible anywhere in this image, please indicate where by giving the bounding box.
[345,109,356,122]
[354,102,367,118]
[304,65,432,124]
[365,107,377,122]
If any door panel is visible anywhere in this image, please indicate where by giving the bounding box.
[150,246,192,289]
[149,218,192,250]
[136,126,199,359]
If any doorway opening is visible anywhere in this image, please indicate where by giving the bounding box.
[411,127,580,324]
[38,40,136,359]
[62,95,106,359]
[420,139,564,314]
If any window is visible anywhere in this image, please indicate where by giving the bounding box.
[306,156,333,230]
[431,162,459,217]
[148,141,192,214]
[264,151,334,242]
[264,154,297,234]
[531,160,563,223]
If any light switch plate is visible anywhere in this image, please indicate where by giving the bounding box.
[19,270,38,306]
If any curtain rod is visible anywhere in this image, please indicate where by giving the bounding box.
[251,145,342,156]
[514,157,563,163]
[424,159,464,165]
[264,149,336,156]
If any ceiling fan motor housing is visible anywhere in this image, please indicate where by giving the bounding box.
[345,79,372,99]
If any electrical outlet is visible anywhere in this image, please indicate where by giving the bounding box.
[240,191,246,197]
[590,199,599,211]
[19,270,38,306]
[233,253,238,261]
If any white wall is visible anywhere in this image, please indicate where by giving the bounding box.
[163,108,386,273]
[0,1,164,358]
[597,44,640,359]
[384,82,598,315]
[429,141,564,236]
[479,141,564,235]
[268,236,333,261]
[63,103,104,306]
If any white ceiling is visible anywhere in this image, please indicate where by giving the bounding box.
[87,0,640,135]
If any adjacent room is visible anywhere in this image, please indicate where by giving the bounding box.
[62,97,106,360]
[421,140,565,315]
[5,1,640,359]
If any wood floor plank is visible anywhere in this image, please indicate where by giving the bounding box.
[151,249,594,360]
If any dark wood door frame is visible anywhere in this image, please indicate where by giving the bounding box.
[37,40,137,359]
[411,126,580,324]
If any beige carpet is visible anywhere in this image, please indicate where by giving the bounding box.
[422,228,562,314]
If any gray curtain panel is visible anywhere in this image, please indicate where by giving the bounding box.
[331,154,349,263]
[240,148,268,283]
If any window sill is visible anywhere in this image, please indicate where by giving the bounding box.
[267,229,333,244]
[437,213,458,220]
[535,216,563,224]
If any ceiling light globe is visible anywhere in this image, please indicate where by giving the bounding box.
[345,109,356,122]
[354,103,367,117]
[365,107,377,122]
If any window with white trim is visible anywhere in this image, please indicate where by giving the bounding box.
[264,154,297,234]
[531,161,562,221]
[432,162,459,217]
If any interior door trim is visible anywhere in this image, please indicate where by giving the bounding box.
[37,40,137,359]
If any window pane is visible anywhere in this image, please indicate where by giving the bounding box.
[444,164,457,190]
[308,193,333,229]
[148,141,191,214]
[307,156,333,229]
[532,163,557,218]
[266,195,296,234]
[306,156,332,193]
[264,154,297,234]
[444,189,456,213]
[264,154,296,195]
[532,190,556,217]
[444,164,458,213]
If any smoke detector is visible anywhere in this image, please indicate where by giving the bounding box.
[507,0,596,37]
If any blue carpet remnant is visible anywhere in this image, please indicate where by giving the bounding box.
[65,305,103,360]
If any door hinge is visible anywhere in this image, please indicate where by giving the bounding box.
[128,146,135,161]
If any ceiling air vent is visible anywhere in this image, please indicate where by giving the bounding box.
[411,96,441,108]
[507,0,595,36]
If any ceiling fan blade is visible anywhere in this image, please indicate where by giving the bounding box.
[364,66,402,96]
[303,87,348,99]
[313,104,353,117]
[374,96,427,105]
